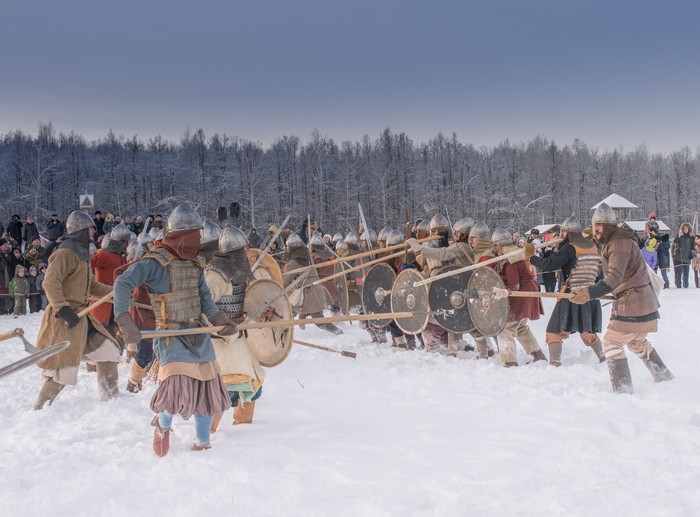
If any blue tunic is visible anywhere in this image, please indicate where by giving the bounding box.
[113,258,220,366]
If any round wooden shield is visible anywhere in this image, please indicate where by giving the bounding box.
[390,269,429,335]
[244,279,294,367]
[247,248,283,287]
[428,265,475,333]
[466,267,509,337]
[361,263,396,327]
[334,262,350,315]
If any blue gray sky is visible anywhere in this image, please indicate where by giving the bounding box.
[2,0,699,152]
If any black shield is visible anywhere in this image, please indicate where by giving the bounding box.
[361,263,397,327]
[428,265,475,333]
[390,268,429,335]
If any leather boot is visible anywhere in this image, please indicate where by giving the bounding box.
[476,339,490,359]
[607,358,634,394]
[589,337,606,363]
[97,362,119,401]
[127,361,145,393]
[33,378,65,410]
[392,335,408,350]
[210,413,224,433]
[151,415,171,457]
[548,342,563,367]
[233,400,256,425]
[641,349,674,382]
[531,350,547,362]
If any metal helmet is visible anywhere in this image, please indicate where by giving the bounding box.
[65,211,95,235]
[110,222,133,242]
[332,232,343,244]
[386,230,405,247]
[139,233,154,245]
[453,217,475,236]
[416,220,431,233]
[469,221,490,240]
[561,213,583,232]
[429,214,450,231]
[310,233,325,248]
[166,203,203,233]
[335,239,347,252]
[491,228,512,246]
[148,227,162,240]
[101,233,111,249]
[201,219,223,245]
[378,226,393,242]
[361,228,378,243]
[591,203,617,225]
[219,226,249,253]
[286,232,304,248]
[345,232,359,246]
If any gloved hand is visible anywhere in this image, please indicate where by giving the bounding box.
[523,243,536,260]
[115,313,142,346]
[437,229,450,248]
[210,311,238,336]
[57,306,80,329]
[406,238,423,253]
[569,287,591,305]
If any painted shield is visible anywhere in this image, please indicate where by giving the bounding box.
[334,262,350,315]
[390,268,429,335]
[466,267,509,337]
[247,248,283,287]
[428,265,475,333]
[244,279,294,367]
[361,263,397,327]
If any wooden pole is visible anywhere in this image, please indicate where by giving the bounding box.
[413,239,563,287]
[0,328,23,342]
[282,235,440,276]
[140,311,414,339]
[293,339,357,359]
[504,291,615,301]
[77,291,113,318]
[305,249,407,287]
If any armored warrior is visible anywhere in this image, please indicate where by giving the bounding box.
[205,226,267,428]
[570,203,673,393]
[284,233,342,334]
[113,204,237,455]
[200,219,223,263]
[468,221,498,359]
[90,223,130,326]
[491,228,547,367]
[34,211,121,409]
[525,214,605,366]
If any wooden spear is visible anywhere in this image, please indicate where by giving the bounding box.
[293,339,357,359]
[77,291,114,318]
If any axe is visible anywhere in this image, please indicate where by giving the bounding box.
[0,328,37,353]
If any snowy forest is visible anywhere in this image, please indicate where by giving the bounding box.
[1,122,698,233]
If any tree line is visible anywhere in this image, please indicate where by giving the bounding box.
[1,123,698,234]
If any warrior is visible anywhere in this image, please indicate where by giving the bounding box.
[524,214,605,366]
[90,223,131,327]
[491,228,547,366]
[284,233,342,334]
[199,219,223,263]
[310,233,338,314]
[384,229,418,349]
[205,226,266,428]
[468,221,499,359]
[34,211,121,409]
[570,203,673,393]
[113,203,237,455]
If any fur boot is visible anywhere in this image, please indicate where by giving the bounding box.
[548,342,563,367]
[96,362,119,401]
[33,378,65,410]
[641,349,674,382]
[589,337,605,363]
[607,358,634,394]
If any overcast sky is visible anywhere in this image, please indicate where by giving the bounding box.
[2,0,699,152]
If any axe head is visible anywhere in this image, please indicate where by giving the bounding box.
[17,333,37,353]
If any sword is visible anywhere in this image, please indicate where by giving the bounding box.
[134,216,153,259]
[0,341,71,380]
[358,203,373,252]
[252,213,290,271]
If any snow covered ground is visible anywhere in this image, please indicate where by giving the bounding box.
[2,289,700,517]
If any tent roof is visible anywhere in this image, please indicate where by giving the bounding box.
[591,194,638,210]
[624,220,671,232]
[526,224,561,235]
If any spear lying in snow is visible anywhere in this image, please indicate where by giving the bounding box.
[293,339,357,359]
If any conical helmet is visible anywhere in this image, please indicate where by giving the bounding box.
[335,239,347,252]
[416,220,431,234]
[361,228,377,243]
[386,230,405,247]
[286,232,304,248]
[110,223,133,242]
[332,232,343,244]
[429,214,450,231]
[491,228,512,246]
[166,203,203,233]
[345,232,359,246]
[469,221,490,240]
[377,226,393,242]
[591,203,617,225]
[101,233,111,249]
[201,219,223,245]
[453,217,475,236]
[219,226,248,253]
[310,233,325,248]
[561,213,582,232]
[65,211,95,235]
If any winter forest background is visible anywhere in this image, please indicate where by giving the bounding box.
[2,122,698,234]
